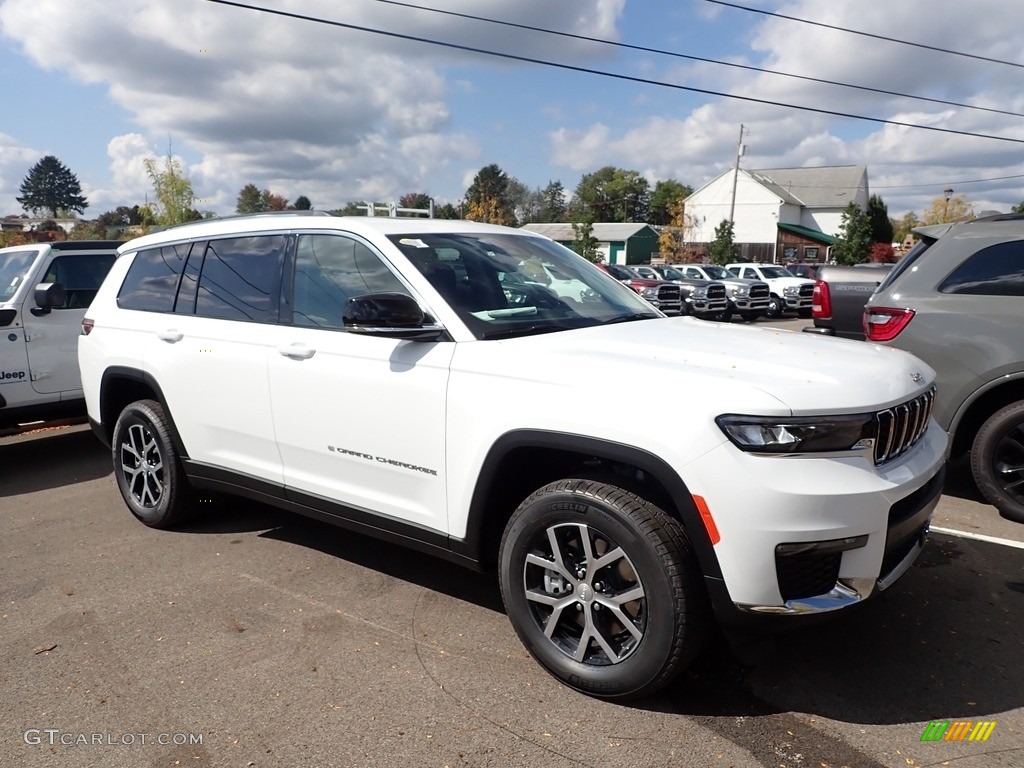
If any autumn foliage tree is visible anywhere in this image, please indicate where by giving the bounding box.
[464,164,517,226]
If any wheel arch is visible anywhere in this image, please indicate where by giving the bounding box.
[97,366,189,459]
[949,373,1024,457]
[453,429,724,582]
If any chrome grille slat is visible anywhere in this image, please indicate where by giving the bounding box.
[873,387,935,465]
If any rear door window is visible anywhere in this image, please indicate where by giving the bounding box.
[117,244,190,312]
[195,235,286,323]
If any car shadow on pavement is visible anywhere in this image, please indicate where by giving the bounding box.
[651,532,1023,727]
[0,426,111,497]
[942,453,989,504]
[178,496,505,613]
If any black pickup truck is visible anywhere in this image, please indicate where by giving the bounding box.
[801,263,894,340]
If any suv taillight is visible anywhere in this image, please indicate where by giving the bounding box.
[863,307,914,342]
[81,317,95,336]
[811,280,831,318]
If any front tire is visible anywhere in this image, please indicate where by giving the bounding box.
[498,479,707,700]
[970,401,1024,523]
[765,295,783,318]
[111,399,195,528]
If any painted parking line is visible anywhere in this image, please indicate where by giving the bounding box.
[931,525,1024,550]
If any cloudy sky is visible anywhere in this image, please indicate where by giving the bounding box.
[2,0,1023,221]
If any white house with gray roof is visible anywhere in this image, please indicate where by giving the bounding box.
[684,165,869,262]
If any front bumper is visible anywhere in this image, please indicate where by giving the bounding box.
[688,297,729,315]
[680,420,948,618]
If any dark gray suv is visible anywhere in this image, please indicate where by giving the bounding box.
[865,214,1024,522]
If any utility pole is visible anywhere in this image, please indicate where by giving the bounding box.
[728,124,746,225]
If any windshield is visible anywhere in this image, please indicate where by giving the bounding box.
[0,249,38,303]
[699,265,729,279]
[759,266,796,279]
[387,232,660,339]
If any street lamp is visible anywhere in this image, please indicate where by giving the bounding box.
[943,187,954,222]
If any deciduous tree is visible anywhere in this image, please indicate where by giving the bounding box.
[649,179,693,226]
[922,193,973,225]
[144,148,200,227]
[464,164,517,226]
[17,155,88,218]
[572,166,649,223]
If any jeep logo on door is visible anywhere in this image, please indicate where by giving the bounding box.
[0,369,27,382]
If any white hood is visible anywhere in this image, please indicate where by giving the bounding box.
[454,317,934,416]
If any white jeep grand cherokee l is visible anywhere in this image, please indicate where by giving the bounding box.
[79,213,947,700]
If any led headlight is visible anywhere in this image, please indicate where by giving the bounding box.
[716,413,874,454]
[640,287,659,298]
[783,285,799,296]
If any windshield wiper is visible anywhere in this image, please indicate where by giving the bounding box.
[479,324,566,340]
[605,312,656,325]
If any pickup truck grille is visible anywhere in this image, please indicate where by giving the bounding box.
[798,284,814,299]
[657,285,682,302]
[874,388,935,464]
[749,284,769,299]
[706,284,727,300]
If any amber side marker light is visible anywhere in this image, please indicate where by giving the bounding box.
[692,495,721,545]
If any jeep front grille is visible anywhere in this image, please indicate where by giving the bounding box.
[874,388,935,464]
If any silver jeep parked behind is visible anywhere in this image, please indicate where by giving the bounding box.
[865,214,1024,523]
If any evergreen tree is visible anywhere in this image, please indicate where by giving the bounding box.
[707,220,737,265]
[538,181,567,222]
[832,202,873,265]
[293,195,312,210]
[17,155,88,217]
[236,183,265,214]
[867,194,894,243]
[571,214,601,263]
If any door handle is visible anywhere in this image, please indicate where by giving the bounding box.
[278,343,316,359]
[157,329,183,343]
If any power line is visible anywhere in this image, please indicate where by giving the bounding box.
[200,0,1024,146]
[706,0,1024,71]
[873,173,1024,189]
[371,0,1024,120]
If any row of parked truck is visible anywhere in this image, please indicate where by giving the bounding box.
[599,261,816,321]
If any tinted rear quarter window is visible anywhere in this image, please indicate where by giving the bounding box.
[117,244,191,312]
[195,235,286,322]
[939,240,1024,296]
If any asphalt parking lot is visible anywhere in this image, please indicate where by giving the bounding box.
[2,318,1023,768]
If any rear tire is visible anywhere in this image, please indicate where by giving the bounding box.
[970,401,1024,523]
[111,399,195,528]
[498,479,708,700]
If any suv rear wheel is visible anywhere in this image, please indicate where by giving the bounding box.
[970,400,1024,523]
[498,479,707,700]
[112,399,195,528]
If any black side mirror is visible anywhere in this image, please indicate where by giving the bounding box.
[343,292,446,341]
[31,282,66,316]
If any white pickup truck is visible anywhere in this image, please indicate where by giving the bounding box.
[726,262,815,318]
[0,240,118,429]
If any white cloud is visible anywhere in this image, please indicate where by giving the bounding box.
[0,134,41,215]
[0,0,626,213]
